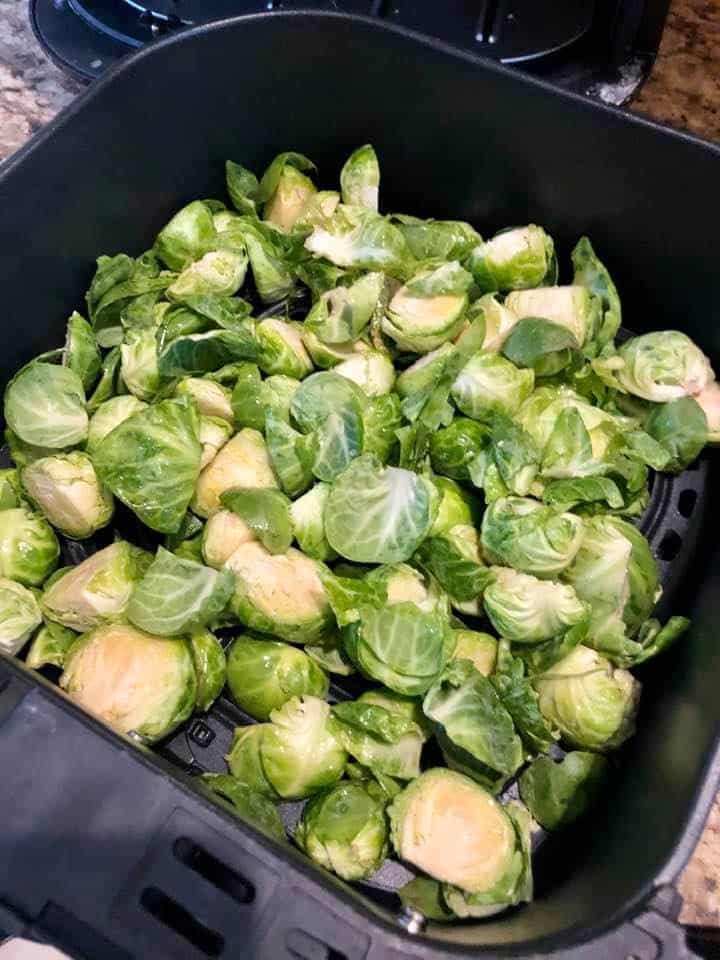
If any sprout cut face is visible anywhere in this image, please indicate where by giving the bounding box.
[0,579,42,655]
[192,428,278,518]
[0,508,59,587]
[615,331,714,401]
[22,452,114,539]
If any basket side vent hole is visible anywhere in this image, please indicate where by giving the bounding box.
[658,529,682,562]
[678,489,698,518]
[173,836,255,904]
[140,886,224,957]
[285,928,348,960]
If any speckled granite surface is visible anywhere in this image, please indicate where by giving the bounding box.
[0,0,719,933]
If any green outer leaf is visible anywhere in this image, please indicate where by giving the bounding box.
[200,774,286,842]
[190,629,227,711]
[220,487,293,554]
[92,396,202,534]
[25,621,76,670]
[644,397,707,473]
[501,317,578,376]
[158,328,259,377]
[518,751,609,830]
[542,476,624,512]
[5,363,88,450]
[226,161,261,215]
[398,877,455,921]
[86,346,121,414]
[258,151,316,203]
[63,312,102,391]
[571,236,621,351]
[413,532,489,602]
[127,547,234,636]
[340,144,380,210]
[265,412,313,498]
[490,640,558,753]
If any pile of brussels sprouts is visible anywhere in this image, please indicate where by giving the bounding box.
[1,144,714,922]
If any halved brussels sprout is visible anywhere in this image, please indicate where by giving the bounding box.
[226,635,328,720]
[296,780,389,881]
[225,724,277,797]
[290,483,336,561]
[304,204,412,277]
[340,144,380,211]
[176,378,233,422]
[0,508,59,586]
[155,200,216,270]
[694,381,720,442]
[393,215,480,262]
[483,567,588,644]
[41,541,151,631]
[86,396,148,452]
[389,768,526,900]
[167,249,248,300]
[60,624,197,743]
[26,620,76,670]
[324,455,437,564]
[332,690,425,781]
[22,452,114,539]
[261,696,347,800]
[614,331,714,402]
[429,417,490,484]
[63,311,101,392]
[423,660,523,791]
[0,578,42,655]
[202,509,256,568]
[199,416,233,470]
[505,286,599,349]
[256,318,314,379]
[221,487,292,555]
[189,628,227,712]
[451,629,498,676]
[383,262,472,353]
[127,546,234,636]
[0,468,21,510]
[451,352,534,420]
[120,326,160,401]
[533,644,640,751]
[4,362,88,450]
[192,428,277,518]
[301,330,371,369]
[369,562,443,614]
[333,351,395,397]
[414,524,488,605]
[225,541,333,643]
[304,273,384,344]
[264,163,316,233]
[395,344,455,399]
[519,751,609,830]
[93,395,202,534]
[644,397,708,474]
[474,294,521,353]
[430,477,479,534]
[481,497,584,578]
[467,224,554,293]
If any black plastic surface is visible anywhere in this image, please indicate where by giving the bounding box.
[2,11,720,959]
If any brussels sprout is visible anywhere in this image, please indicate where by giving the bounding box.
[63,312,101,391]
[571,236,621,351]
[25,619,76,670]
[332,691,425,780]
[60,624,197,743]
[127,547,234,636]
[398,877,456,922]
[176,378,233,422]
[483,567,588,644]
[333,351,395,398]
[155,200,216,270]
[256,318,313,379]
[296,780,388,881]
[389,769,528,904]
[304,204,412,278]
[423,660,523,791]
[429,477,479,535]
[199,415,233,470]
[120,326,160,401]
[451,352,534,420]
[192,428,277,519]
[501,317,580,377]
[561,515,661,665]
[481,497,584,578]
[225,541,333,643]
[505,286,599,349]
[393,215,480,262]
[533,645,640,751]
[694,381,720,442]
[343,601,450,696]
[294,191,341,235]
[22,452,114,540]
[41,541,151,631]
[167,249,248,301]
[202,509,256,568]
[301,330,371,369]
[0,579,42,655]
[188,628,227,711]
[225,724,277,797]
[451,629,497,676]
[226,635,328,720]
[290,483,336,561]
[93,396,202,534]
[264,163,316,233]
[367,562,443,614]
[0,508,59,586]
[383,262,472,353]
[324,455,436,564]
[340,144,380,211]
[644,396,708,473]
[519,751,609,830]
[262,696,347,799]
[4,362,88,450]
[85,252,172,348]
[304,273,384,345]
[231,365,299,431]
[414,524,488,604]
[221,487,292,555]
[467,224,554,293]
[226,160,261,216]
[613,331,714,402]
[86,396,148,452]
[475,293,521,353]
[200,774,286,842]
[429,417,490,484]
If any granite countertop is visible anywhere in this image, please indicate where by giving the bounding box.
[0,0,719,935]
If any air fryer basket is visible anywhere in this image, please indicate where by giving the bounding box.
[1,11,720,959]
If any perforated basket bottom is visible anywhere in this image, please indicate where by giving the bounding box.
[5,443,709,913]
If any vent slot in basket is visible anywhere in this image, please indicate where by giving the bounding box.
[140,886,224,956]
[173,836,255,904]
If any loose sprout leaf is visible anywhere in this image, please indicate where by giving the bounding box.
[644,396,708,473]
[265,412,314,498]
[392,215,480,261]
[63,311,102,391]
[258,151,317,204]
[92,396,202,533]
[501,316,579,376]
[325,455,436,564]
[127,547,234,636]
[490,640,558,754]
[221,487,293,554]
[226,160,261,216]
[26,620,76,670]
[518,751,609,831]
[158,328,260,377]
[542,476,624,512]
[571,236,621,353]
[86,346,121,414]
[340,144,380,211]
[398,877,456,922]
[5,362,88,450]
[200,774,286,842]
